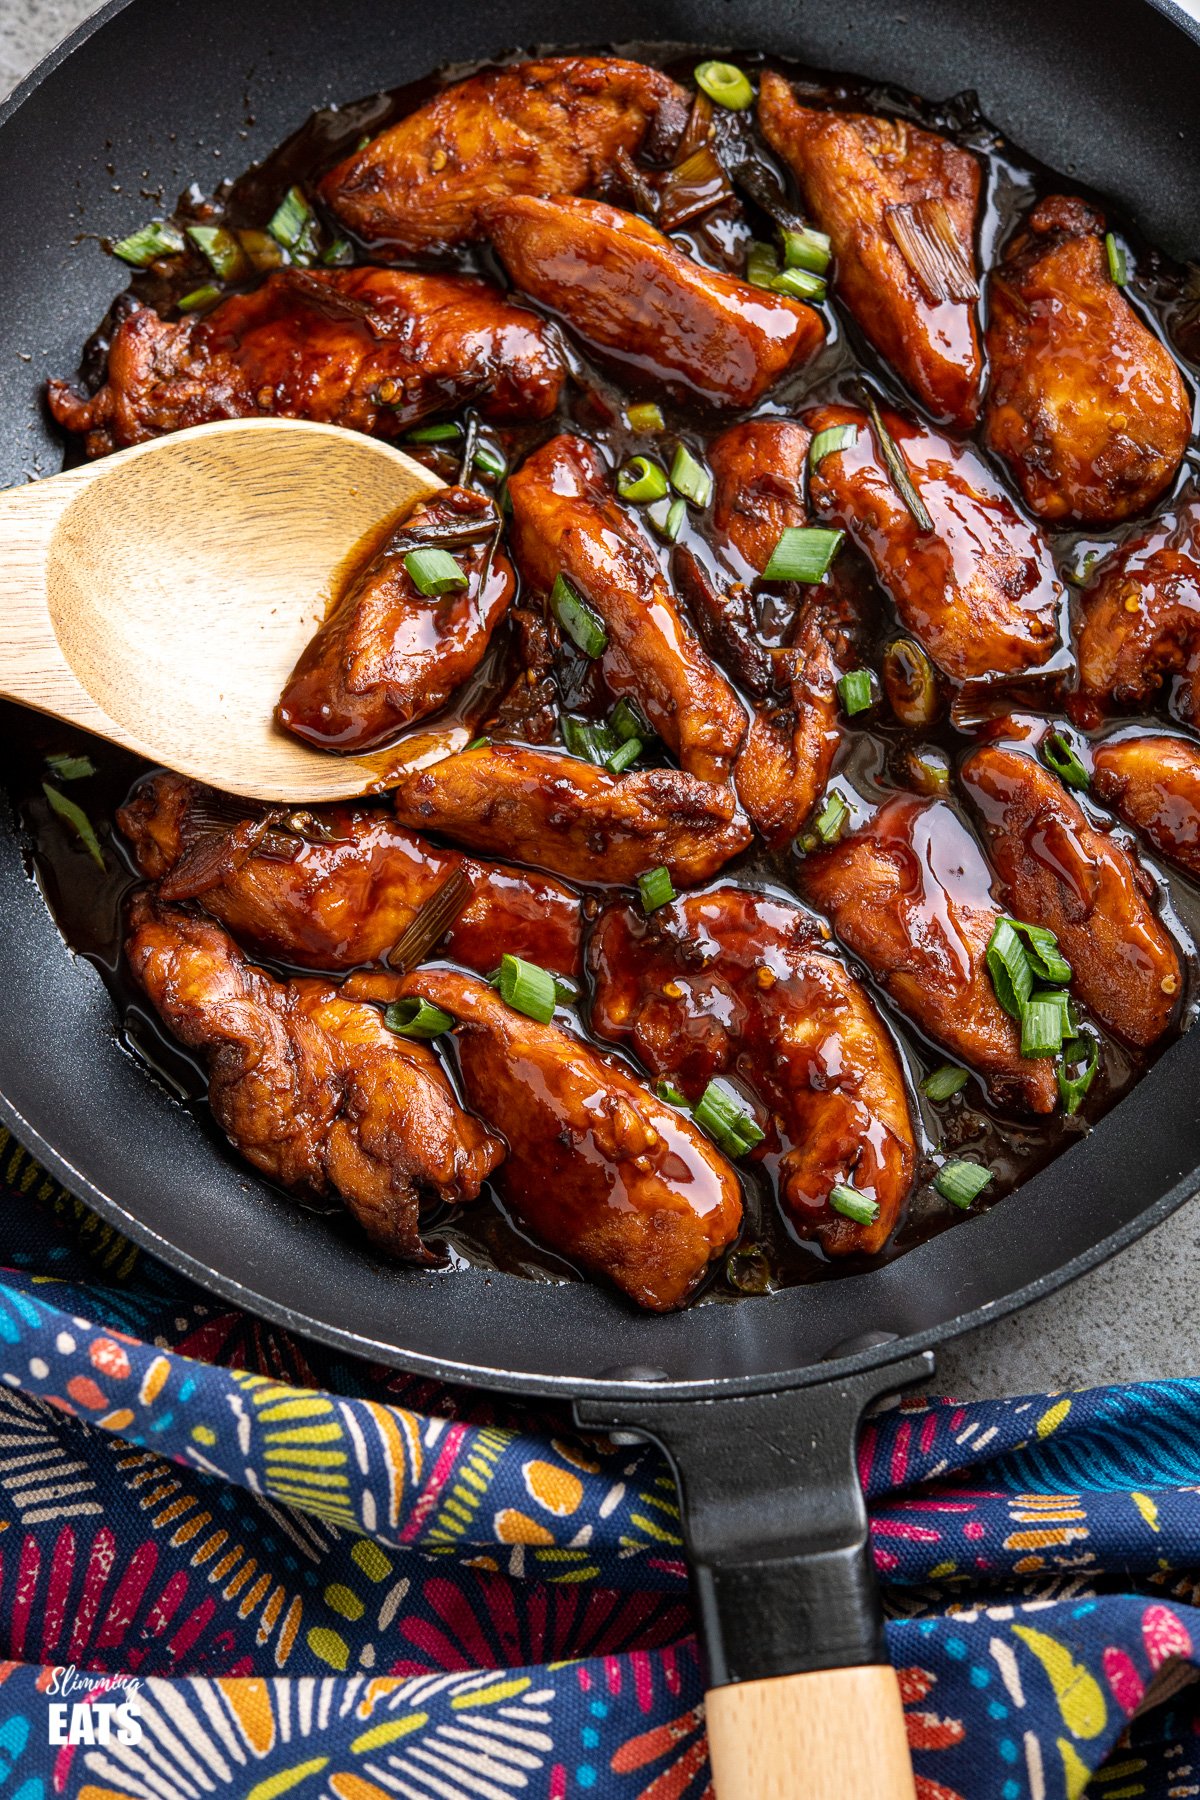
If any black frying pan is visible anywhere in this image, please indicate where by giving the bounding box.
[2,1,1200,1790]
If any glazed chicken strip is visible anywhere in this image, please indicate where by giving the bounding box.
[278,487,513,753]
[485,194,825,409]
[1072,501,1200,731]
[806,402,1061,680]
[589,887,916,1256]
[507,434,746,781]
[758,71,983,429]
[391,743,753,886]
[960,745,1182,1047]
[47,267,566,456]
[799,794,1058,1113]
[983,196,1190,524]
[395,969,742,1311]
[319,57,687,255]
[117,772,583,980]
[125,894,503,1260]
[1093,735,1200,882]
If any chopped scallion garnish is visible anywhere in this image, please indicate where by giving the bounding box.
[934,1160,992,1208]
[268,185,318,255]
[1058,1033,1100,1114]
[692,1079,764,1156]
[45,752,95,781]
[745,240,780,290]
[186,224,247,280]
[42,783,104,869]
[322,236,354,266]
[837,670,874,716]
[611,697,650,744]
[405,421,462,444]
[177,284,222,314]
[1021,995,1067,1059]
[654,1078,688,1106]
[550,574,607,658]
[772,266,827,303]
[605,737,643,775]
[1005,918,1072,986]
[828,1183,880,1226]
[473,442,506,482]
[1041,731,1089,791]
[762,526,844,583]
[384,997,455,1039]
[861,389,934,533]
[110,220,184,266]
[405,548,469,596]
[669,444,713,508]
[1105,231,1128,286]
[921,1064,969,1102]
[463,737,490,752]
[809,424,859,470]
[813,791,849,845]
[694,60,754,111]
[493,953,558,1024]
[985,917,1035,1021]
[781,225,832,274]
[638,865,676,914]
[626,401,665,433]
[648,495,688,541]
[561,715,617,764]
[617,456,669,503]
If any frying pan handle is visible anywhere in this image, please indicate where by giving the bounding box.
[575,1349,934,1800]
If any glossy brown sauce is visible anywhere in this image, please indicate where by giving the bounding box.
[9,44,1200,1301]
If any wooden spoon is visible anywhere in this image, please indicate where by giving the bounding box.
[0,417,454,802]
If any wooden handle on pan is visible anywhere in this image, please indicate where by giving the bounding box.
[705,1665,916,1799]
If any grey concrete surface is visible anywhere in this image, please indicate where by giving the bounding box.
[3,0,1199,1399]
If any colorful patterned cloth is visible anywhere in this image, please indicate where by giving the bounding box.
[0,1127,1198,1799]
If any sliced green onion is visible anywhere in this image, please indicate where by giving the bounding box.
[1021,996,1067,1059]
[746,239,781,290]
[1058,1034,1100,1115]
[268,185,317,254]
[669,444,713,508]
[473,442,507,481]
[638,865,676,914]
[45,752,95,781]
[1005,918,1072,987]
[626,401,665,433]
[617,456,669,503]
[934,1160,992,1209]
[829,1183,880,1226]
[781,225,832,274]
[986,916,1034,1020]
[763,526,844,583]
[561,716,617,764]
[177,284,222,314]
[692,1079,764,1156]
[463,736,490,752]
[494,953,558,1024]
[694,60,754,111]
[110,220,184,266]
[1034,985,1077,1039]
[405,548,469,596]
[861,389,934,533]
[1105,231,1128,286]
[1066,548,1102,588]
[809,424,859,470]
[186,224,247,280]
[611,697,650,744]
[654,1078,687,1106]
[1041,731,1089,791]
[648,496,688,542]
[605,737,643,775]
[384,997,455,1039]
[405,421,462,444]
[322,236,354,266]
[921,1064,969,1102]
[554,975,581,1006]
[772,267,827,303]
[837,669,874,716]
[42,783,103,869]
[814,791,849,845]
[550,574,607,658]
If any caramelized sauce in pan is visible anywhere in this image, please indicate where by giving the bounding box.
[8,45,1200,1300]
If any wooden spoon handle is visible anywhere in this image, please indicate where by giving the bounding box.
[0,464,107,727]
[705,1666,915,1800]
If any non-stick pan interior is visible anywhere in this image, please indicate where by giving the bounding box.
[1,0,1199,1397]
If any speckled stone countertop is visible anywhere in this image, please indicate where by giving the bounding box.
[4,0,1199,1399]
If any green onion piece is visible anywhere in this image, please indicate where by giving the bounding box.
[617,456,669,503]
[654,1078,687,1106]
[626,401,665,433]
[1005,918,1072,986]
[1021,996,1067,1059]
[694,60,754,110]
[550,574,607,658]
[638,865,676,914]
[934,1160,992,1209]
[1058,1034,1100,1115]
[384,997,455,1039]
[1066,548,1102,587]
[405,421,462,444]
[611,697,651,744]
[1035,986,1078,1039]
[110,220,184,266]
[921,1064,969,1102]
[553,976,581,1006]
[763,526,844,583]
[986,917,1034,1020]
[404,548,469,597]
[186,224,247,280]
[828,1183,880,1226]
[669,444,713,508]
[809,424,859,470]
[494,953,558,1024]
[473,443,507,481]
[268,185,317,252]
[692,1079,763,1156]
[561,716,618,764]
[605,737,643,775]
[178,284,222,313]
[648,496,688,542]
[1105,231,1128,286]
[837,669,874,716]
[772,267,827,303]
[1041,731,1089,791]
[45,752,95,781]
[745,239,781,290]
[322,236,354,266]
[781,225,832,274]
[462,737,490,753]
[861,389,935,533]
[42,783,104,869]
[813,791,850,845]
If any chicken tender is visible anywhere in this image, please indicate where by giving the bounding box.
[319,57,687,255]
[983,196,1190,524]
[1072,501,1200,730]
[589,887,916,1255]
[125,894,503,1259]
[485,194,824,409]
[396,968,742,1309]
[392,743,753,886]
[1093,734,1200,882]
[47,268,566,456]
[758,72,983,428]
[507,434,746,781]
[799,794,1058,1113]
[961,744,1182,1047]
